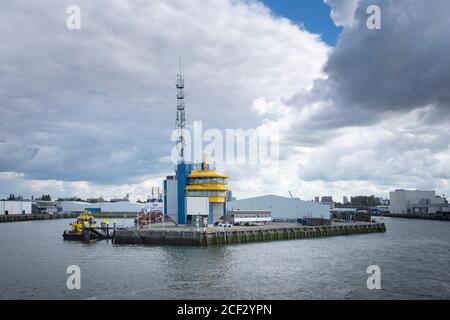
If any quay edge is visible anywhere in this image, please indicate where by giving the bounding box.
[0,212,137,223]
[0,213,79,223]
[113,222,387,246]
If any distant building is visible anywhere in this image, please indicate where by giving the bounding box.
[331,208,357,221]
[343,196,350,205]
[319,196,334,209]
[227,195,330,222]
[314,197,320,203]
[389,190,448,215]
[331,207,373,222]
[143,202,163,213]
[86,197,105,203]
[371,205,390,214]
[34,200,62,214]
[61,201,145,213]
[110,194,130,203]
[0,200,32,215]
[226,190,236,202]
[376,197,390,206]
[225,210,272,225]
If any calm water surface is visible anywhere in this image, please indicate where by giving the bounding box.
[0,217,449,299]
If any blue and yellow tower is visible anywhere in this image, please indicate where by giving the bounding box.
[163,156,229,226]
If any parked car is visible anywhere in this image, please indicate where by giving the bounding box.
[218,222,233,228]
[243,222,257,227]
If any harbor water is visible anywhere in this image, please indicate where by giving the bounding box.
[0,217,449,299]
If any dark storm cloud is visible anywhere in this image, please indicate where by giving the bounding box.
[290,0,450,130]
[268,0,450,194]
[328,0,450,112]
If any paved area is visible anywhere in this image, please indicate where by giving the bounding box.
[130,221,377,232]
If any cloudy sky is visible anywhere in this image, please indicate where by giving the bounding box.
[1,0,449,202]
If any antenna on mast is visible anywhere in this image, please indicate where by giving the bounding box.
[175,58,186,161]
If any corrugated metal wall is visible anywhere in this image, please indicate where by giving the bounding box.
[61,201,145,213]
[227,195,330,220]
[0,201,32,215]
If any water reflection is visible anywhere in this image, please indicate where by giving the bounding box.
[157,246,233,299]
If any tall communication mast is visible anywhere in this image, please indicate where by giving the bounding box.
[175,59,186,161]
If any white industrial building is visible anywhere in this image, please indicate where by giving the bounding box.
[227,195,330,221]
[226,210,272,225]
[330,208,357,221]
[0,200,32,215]
[143,202,163,213]
[61,201,146,213]
[34,200,62,214]
[389,190,448,215]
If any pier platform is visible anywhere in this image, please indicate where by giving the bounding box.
[0,213,79,223]
[113,222,386,246]
[0,212,137,223]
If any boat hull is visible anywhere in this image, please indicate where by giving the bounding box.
[62,232,83,241]
[62,232,100,241]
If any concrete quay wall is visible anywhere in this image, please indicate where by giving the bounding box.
[113,223,386,246]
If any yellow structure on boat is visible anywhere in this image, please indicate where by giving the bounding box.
[63,211,96,240]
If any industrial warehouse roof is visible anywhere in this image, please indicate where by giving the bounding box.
[331,208,357,212]
[61,201,147,213]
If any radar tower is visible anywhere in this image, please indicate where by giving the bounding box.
[175,59,186,161]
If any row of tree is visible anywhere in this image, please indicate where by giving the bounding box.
[5,194,52,201]
[3,194,151,203]
[335,195,382,207]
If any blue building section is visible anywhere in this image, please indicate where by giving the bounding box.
[208,202,213,225]
[176,161,192,225]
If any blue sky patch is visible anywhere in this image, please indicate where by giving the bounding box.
[260,0,342,46]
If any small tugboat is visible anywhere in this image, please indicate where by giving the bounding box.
[63,211,97,241]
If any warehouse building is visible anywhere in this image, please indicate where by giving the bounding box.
[34,200,62,214]
[225,210,272,225]
[0,200,32,215]
[389,190,448,215]
[330,208,357,221]
[144,202,163,213]
[61,201,146,213]
[227,195,330,224]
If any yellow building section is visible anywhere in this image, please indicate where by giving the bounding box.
[188,170,228,179]
[208,196,226,203]
[186,156,229,203]
[185,184,228,191]
[186,175,228,202]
